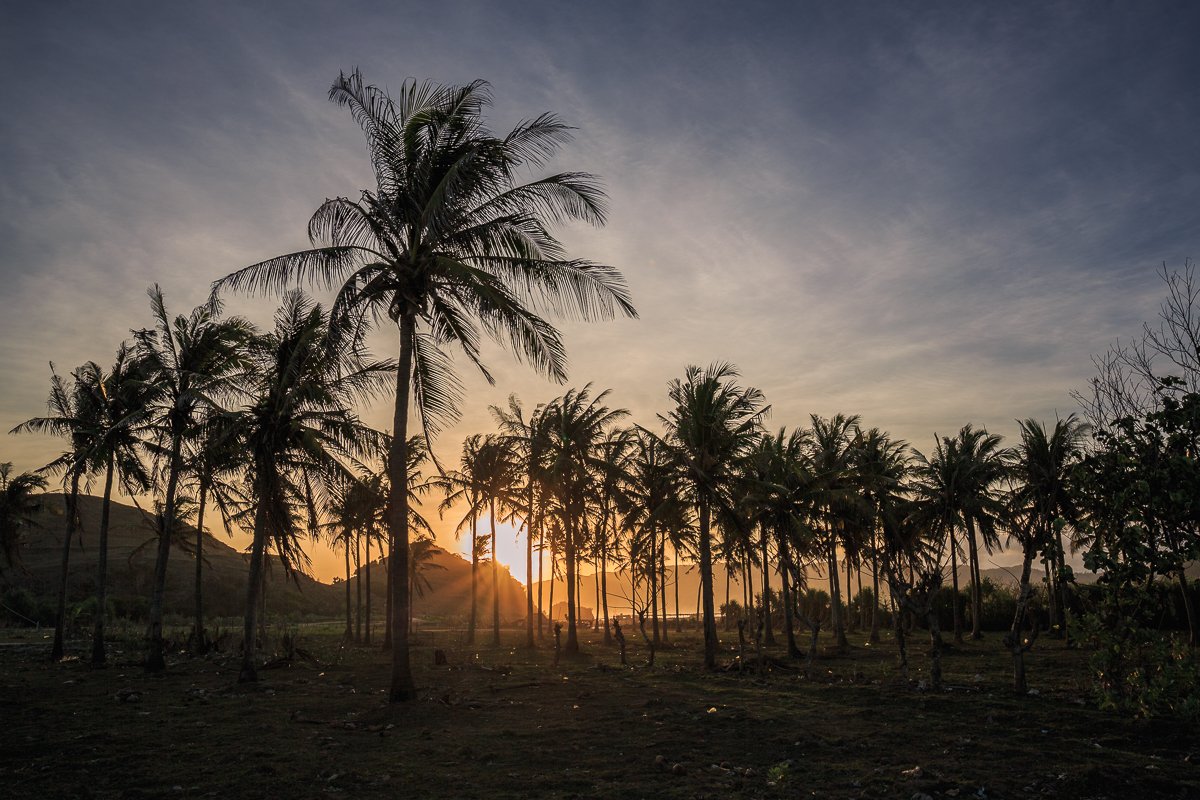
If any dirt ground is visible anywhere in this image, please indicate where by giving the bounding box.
[1,623,1196,799]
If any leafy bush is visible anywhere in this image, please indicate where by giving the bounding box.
[1,587,55,627]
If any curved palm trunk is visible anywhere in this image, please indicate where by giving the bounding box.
[239,497,269,683]
[526,500,535,649]
[491,500,500,647]
[698,496,718,670]
[147,433,184,672]
[192,479,209,654]
[869,544,881,645]
[761,525,775,645]
[965,516,983,640]
[91,455,116,667]
[386,314,416,702]
[51,474,80,662]
[779,532,801,658]
[1005,537,1040,692]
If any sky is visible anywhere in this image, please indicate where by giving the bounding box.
[1,1,1198,583]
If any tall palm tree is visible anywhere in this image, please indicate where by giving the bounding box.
[0,463,49,570]
[951,425,1009,640]
[12,363,99,661]
[543,386,629,653]
[408,535,445,632]
[213,71,635,702]
[660,363,767,670]
[807,413,861,649]
[235,292,387,683]
[439,434,490,646]
[78,346,154,666]
[853,427,909,645]
[134,286,254,671]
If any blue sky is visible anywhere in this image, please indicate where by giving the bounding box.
[2,1,1197,578]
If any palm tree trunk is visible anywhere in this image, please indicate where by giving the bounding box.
[724,565,731,631]
[650,529,660,646]
[660,541,669,643]
[547,552,555,631]
[779,532,801,658]
[343,535,352,642]
[386,313,417,702]
[1045,556,1060,636]
[698,495,718,670]
[239,496,269,683]
[537,520,545,640]
[354,534,362,643]
[565,513,579,653]
[526,492,535,649]
[950,530,963,644]
[192,478,209,654]
[364,534,372,645]
[468,515,478,646]
[383,534,392,648]
[966,516,983,640]
[491,499,500,647]
[601,541,611,645]
[148,432,184,672]
[51,476,79,663]
[869,544,881,645]
[1006,538,1039,693]
[761,525,774,645]
[674,550,682,633]
[1056,527,1070,643]
[91,454,116,667]
[828,541,847,649]
[593,566,601,631]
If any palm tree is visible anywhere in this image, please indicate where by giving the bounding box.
[78,346,154,666]
[807,413,861,649]
[0,463,49,570]
[950,425,1009,640]
[439,435,490,646]
[408,535,445,632]
[12,363,99,661]
[134,286,254,671]
[213,71,635,701]
[854,428,909,645]
[542,386,629,653]
[235,292,387,683]
[592,427,636,644]
[659,363,767,670]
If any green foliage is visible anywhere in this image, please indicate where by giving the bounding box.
[1,586,55,627]
[1082,610,1200,720]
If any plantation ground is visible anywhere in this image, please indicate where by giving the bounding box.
[1,624,1196,799]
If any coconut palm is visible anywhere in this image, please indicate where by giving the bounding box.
[133,286,255,671]
[853,427,909,645]
[948,425,1009,640]
[77,345,154,666]
[0,463,49,570]
[807,413,862,649]
[438,434,491,646]
[234,292,388,683]
[408,535,445,632]
[12,363,101,661]
[542,386,629,653]
[659,363,767,670]
[212,71,635,701]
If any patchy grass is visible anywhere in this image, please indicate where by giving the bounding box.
[1,624,1196,799]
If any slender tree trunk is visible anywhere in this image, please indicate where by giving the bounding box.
[601,543,611,645]
[548,551,555,630]
[364,534,372,645]
[386,314,417,702]
[51,476,79,663]
[966,516,983,640]
[491,499,500,647]
[1005,538,1039,693]
[857,565,865,629]
[650,529,660,646]
[724,566,731,631]
[343,536,352,642]
[565,512,579,653]
[468,514,478,646]
[660,532,669,644]
[869,545,881,645]
[699,495,717,670]
[354,534,362,643]
[239,497,269,683]
[761,525,774,645]
[526,498,535,649]
[91,455,116,667]
[779,533,801,658]
[383,535,392,648]
[846,557,854,631]
[1055,527,1069,642]
[192,478,208,654]
[147,433,184,672]
[951,530,963,644]
[1045,557,1059,636]
[674,551,682,633]
[829,539,848,648]
[593,566,601,631]
[537,522,545,640]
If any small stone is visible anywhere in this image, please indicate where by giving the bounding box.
[654,755,666,765]
[672,763,687,775]
[744,768,757,777]
[720,761,732,769]
[901,766,924,779]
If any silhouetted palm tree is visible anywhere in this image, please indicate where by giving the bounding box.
[134,286,254,671]
[660,363,767,670]
[235,292,387,683]
[807,413,861,649]
[213,71,635,701]
[13,363,100,661]
[0,462,49,570]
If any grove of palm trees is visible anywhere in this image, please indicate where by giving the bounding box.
[2,71,1198,799]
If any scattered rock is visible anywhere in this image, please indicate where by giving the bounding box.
[672,763,687,775]
[654,755,666,765]
[720,761,732,769]
[910,794,933,800]
[901,767,923,779]
[744,768,757,777]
